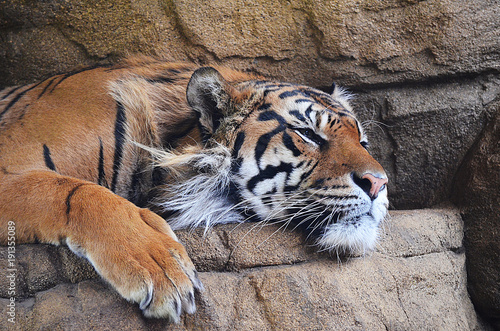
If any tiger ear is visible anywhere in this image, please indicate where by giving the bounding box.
[186,67,237,137]
[329,81,353,113]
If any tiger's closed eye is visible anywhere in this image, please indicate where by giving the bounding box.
[297,128,314,139]
[294,128,325,146]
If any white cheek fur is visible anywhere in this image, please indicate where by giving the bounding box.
[316,189,389,254]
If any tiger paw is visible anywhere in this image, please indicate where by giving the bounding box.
[67,203,203,322]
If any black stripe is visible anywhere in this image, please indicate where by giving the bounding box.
[285,161,318,192]
[355,121,361,139]
[111,102,127,192]
[0,81,44,123]
[37,77,59,99]
[282,131,301,157]
[14,104,30,123]
[255,127,284,165]
[305,104,313,119]
[257,103,272,111]
[1,86,24,100]
[253,80,269,86]
[294,163,316,188]
[227,180,244,208]
[329,118,339,128]
[314,194,358,200]
[66,184,87,223]
[278,91,300,99]
[232,132,245,159]
[231,132,245,174]
[261,187,277,205]
[148,76,177,84]
[299,87,355,116]
[343,118,356,129]
[97,138,108,187]
[254,112,287,165]
[295,98,311,104]
[48,76,68,94]
[257,111,287,124]
[310,179,350,190]
[289,110,307,123]
[247,162,294,193]
[128,165,144,206]
[43,144,57,171]
[337,110,356,118]
[328,185,349,190]
[258,111,283,123]
[48,64,112,94]
[262,86,283,97]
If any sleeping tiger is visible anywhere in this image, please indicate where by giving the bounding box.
[0,56,388,322]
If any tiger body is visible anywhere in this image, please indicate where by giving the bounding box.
[0,56,388,321]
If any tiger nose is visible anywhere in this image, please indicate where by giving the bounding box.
[353,173,388,200]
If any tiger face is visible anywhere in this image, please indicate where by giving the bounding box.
[180,67,389,254]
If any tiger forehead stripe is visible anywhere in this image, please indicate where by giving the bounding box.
[301,88,353,113]
[289,110,307,123]
[267,84,356,122]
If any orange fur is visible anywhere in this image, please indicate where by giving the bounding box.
[0,58,217,320]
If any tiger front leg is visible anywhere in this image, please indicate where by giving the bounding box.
[0,170,202,322]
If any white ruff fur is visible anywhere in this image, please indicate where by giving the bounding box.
[143,143,243,232]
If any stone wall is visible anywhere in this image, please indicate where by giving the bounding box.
[1,0,500,328]
[453,107,500,327]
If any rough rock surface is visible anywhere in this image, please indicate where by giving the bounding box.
[0,209,489,330]
[453,105,500,328]
[1,0,499,88]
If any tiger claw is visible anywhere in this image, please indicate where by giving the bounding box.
[141,290,184,323]
[139,283,154,310]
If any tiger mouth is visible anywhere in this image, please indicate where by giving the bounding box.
[237,188,387,254]
[285,206,347,235]
[282,201,383,247]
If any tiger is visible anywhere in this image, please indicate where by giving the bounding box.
[0,56,388,322]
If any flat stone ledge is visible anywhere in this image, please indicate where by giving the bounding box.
[0,208,489,330]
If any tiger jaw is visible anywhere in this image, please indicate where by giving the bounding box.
[315,188,389,254]
[243,184,389,254]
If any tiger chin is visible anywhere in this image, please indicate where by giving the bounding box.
[0,56,388,322]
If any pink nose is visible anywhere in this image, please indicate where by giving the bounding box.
[362,173,388,199]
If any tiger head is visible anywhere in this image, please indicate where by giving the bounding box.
[157,67,388,254]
